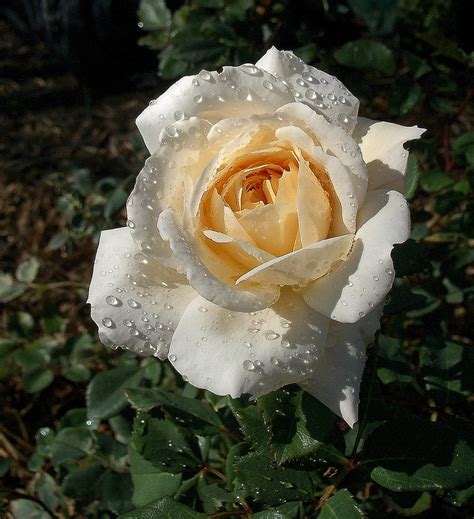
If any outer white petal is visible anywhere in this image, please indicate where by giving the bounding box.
[301,305,383,427]
[168,290,329,398]
[236,234,354,286]
[277,103,368,205]
[256,47,359,133]
[136,65,294,154]
[158,209,280,312]
[353,118,426,193]
[303,189,410,322]
[127,117,211,267]
[88,228,197,360]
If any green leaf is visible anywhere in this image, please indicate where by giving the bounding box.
[100,470,134,515]
[9,499,52,519]
[364,414,474,491]
[129,445,182,507]
[198,483,235,514]
[127,387,223,435]
[258,389,344,465]
[22,369,54,393]
[233,452,314,506]
[138,0,172,31]
[228,398,270,450]
[0,457,10,477]
[16,257,40,282]
[62,364,91,382]
[119,496,204,518]
[420,170,454,192]
[0,276,27,302]
[404,155,420,200]
[104,187,128,220]
[391,239,431,277]
[135,416,198,473]
[319,489,364,518]
[334,39,395,75]
[377,335,413,385]
[447,484,474,507]
[87,365,143,420]
[63,463,105,499]
[47,231,68,250]
[35,473,60,512]
[50,427,93,466]
[253,502,302,518]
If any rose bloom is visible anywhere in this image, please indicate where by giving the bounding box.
[88,48,424,426]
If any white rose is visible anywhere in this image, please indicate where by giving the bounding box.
[88,48,424,426]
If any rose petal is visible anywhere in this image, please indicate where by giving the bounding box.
[301,306,382,427]
[275,125,358,235]
[353,118,426,193]
[296,153,331,246]
[236,234,354,286]
[303,189,410,322]
[256,47,359,133]
[88,228,197,359]
[158,208,280,312]
[127,117,211,267]
[237,203,298,256]
[168,290,329,398]
[137,64,294,154]
[277,103,368,205]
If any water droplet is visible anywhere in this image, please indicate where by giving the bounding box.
[359,311,366,317]
[373,275,379,281]
[193,95,203,104]
[164,303,173,310]
[165,125,178,138]
[106,295,120,306]
[385,268,394,275]
[243,359,255,371]
[169,354,177,362]
[263,80,274,91]
[127,219,135,229]
[243,64,258,74]
[174,110,185,121]
[199,306,208,312]
[296,78,307,87]
[102,317,113,328]
[192,77,199,86]
[302,72,319,84]
[270,357,280,366]
[281,339,291,348]
[128,299,140,308]
[264,330,280,340]
[199,70,211,81]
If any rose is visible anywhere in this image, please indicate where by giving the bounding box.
[88,48,424,426]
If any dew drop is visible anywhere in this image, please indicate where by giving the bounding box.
[199,70,211,81]
[373,275,379,281]
[281,339,291,348]
[102,317,113,328]
[174,110,185,121]
[263,80,274,91]
[193,95,203,104]
[127,219,135,229]
[169,354,177,362]
[270,357,280,366]
[128,299,140,308]
[264,330,280,340]
[199,306,208,312]
[243,359,255,371]
[106,295,120,306]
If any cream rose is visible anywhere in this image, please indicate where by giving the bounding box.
[88,48,424,426]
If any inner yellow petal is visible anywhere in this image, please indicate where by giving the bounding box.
[296,155,331,247]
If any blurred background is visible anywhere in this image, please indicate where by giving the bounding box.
[0,1,473,517]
